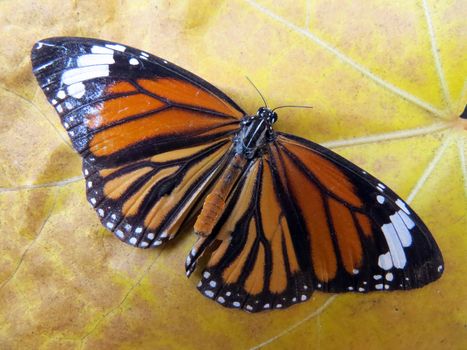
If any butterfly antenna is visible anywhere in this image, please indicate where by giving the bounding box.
[272,105,313,112]
[245,76,268,108]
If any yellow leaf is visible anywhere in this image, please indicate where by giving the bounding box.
[0,0,465,349]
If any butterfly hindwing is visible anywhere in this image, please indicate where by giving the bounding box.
[187,157,313,312]
[187,133,443,312]
[31,37,244,247]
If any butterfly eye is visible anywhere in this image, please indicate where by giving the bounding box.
[270,112,278,124]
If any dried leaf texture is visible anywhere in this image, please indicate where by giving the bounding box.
[0,0,466,349]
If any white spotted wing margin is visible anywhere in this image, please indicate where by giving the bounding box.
[186,133,444,313]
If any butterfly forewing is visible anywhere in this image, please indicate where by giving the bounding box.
[273,133,443,290]
[31,37,244,247]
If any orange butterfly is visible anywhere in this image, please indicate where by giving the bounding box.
[31,37,443,312]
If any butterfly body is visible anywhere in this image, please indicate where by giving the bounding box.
[31,37,443,313]
[235,107,278,159]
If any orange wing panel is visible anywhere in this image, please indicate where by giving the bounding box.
[89,108,237,157]
[138,78,244,118]
[280,150,337,282]
[329,198,363,274]
[281,137,362,208]
[86,94,166,129]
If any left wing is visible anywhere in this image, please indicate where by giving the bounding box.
[31,37,244,247]
[186,133,444,312]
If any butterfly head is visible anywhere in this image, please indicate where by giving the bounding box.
[257,107,278,125]
[236,108,278,159]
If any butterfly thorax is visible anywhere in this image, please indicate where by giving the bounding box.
[235,107,278,159]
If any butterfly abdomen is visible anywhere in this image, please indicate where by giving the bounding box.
[195,155,247,236]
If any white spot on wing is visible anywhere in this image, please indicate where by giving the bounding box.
[376,195,385,204]
[375,284,383,290]
[62,65,109,85]
[381,223,407,269]
[91,45,114,54]
[115,230,124,238]
[57,90,66,99]
[129,58,139,65]
[106,44,126,52]
[77,54,115,67]
[129,237,137,245]
[378,252,393,270]
[217,296,225,303]
[395,199,410,214]
[147,233,155,240]
[204,290,214,298]
[391,212,412,247]
[203,271,211,279]
[399,210,415,229]
[385,272,394,281]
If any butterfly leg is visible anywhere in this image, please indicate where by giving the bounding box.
[194,154,247,237]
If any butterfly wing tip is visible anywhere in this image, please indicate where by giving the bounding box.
[185,260,197,277]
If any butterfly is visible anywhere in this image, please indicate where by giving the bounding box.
[31,37,444,312]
